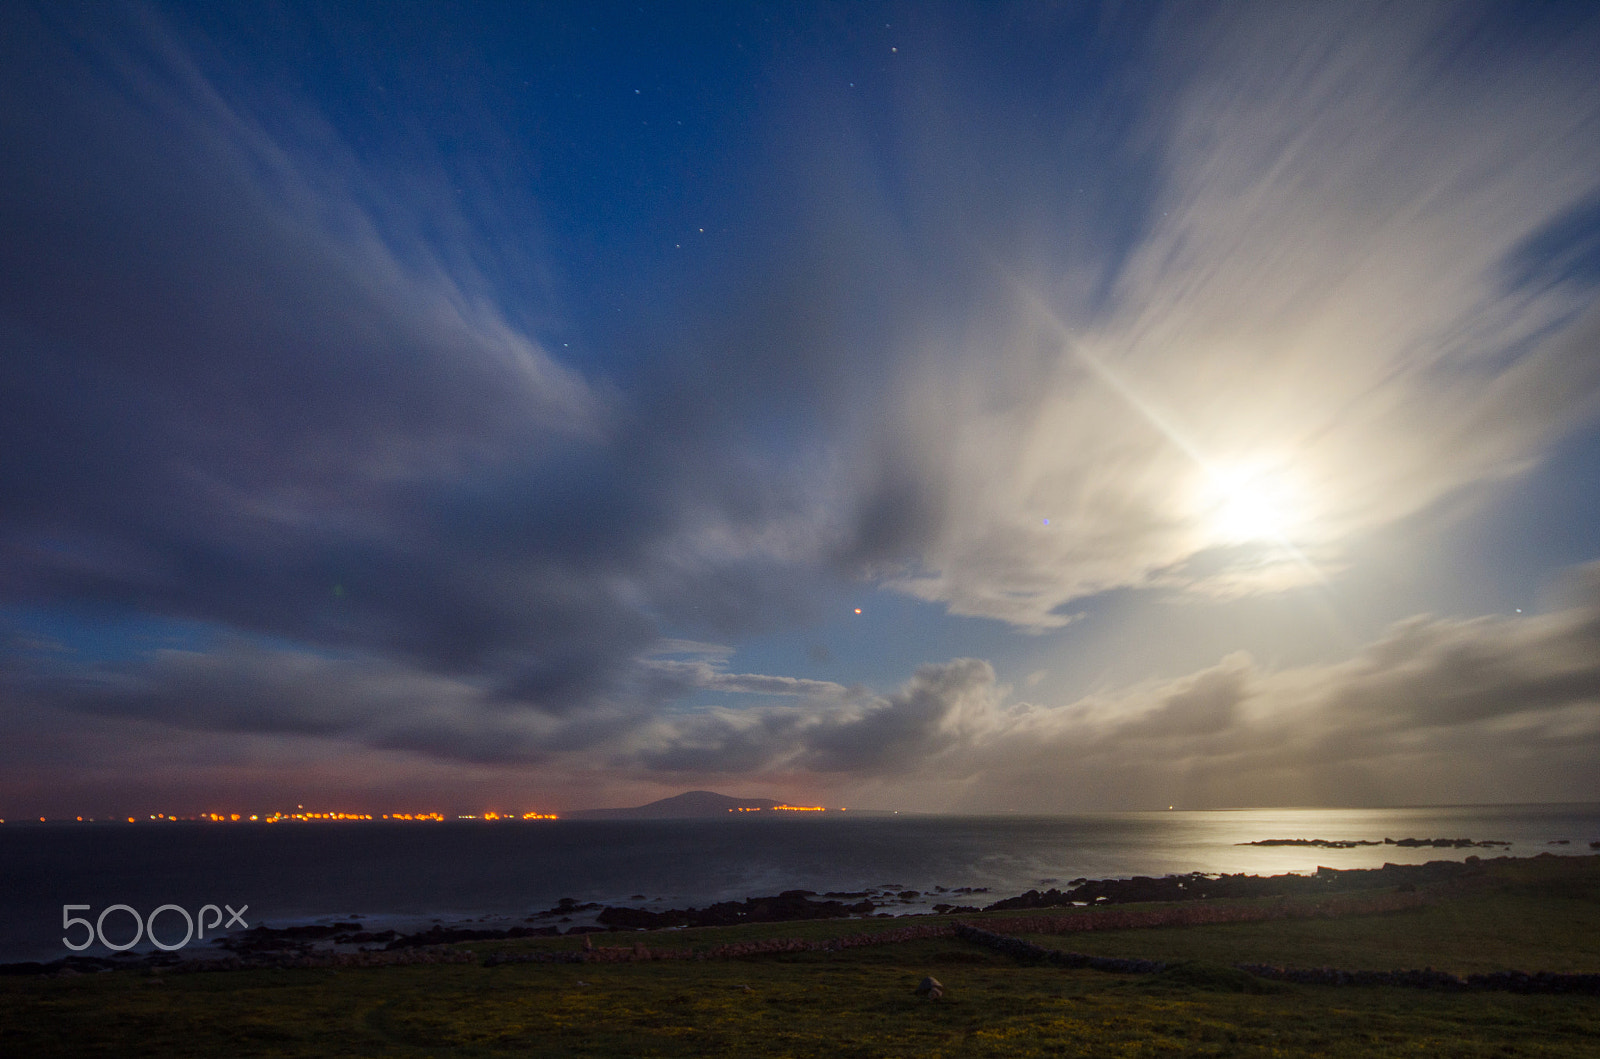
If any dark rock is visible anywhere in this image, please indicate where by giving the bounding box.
[982,859,1486,912]
[384,924,566,949]
[1238,838,1381,848]
[330,929,398,944]
[596,892,876,930]
[216,924,358,955]
[534,898,602,918]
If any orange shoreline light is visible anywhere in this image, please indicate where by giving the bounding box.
[12,810,563,823]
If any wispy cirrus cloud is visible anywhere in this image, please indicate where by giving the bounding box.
[0,4,842,724]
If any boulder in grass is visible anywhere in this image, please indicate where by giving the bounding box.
[914,975,944,999]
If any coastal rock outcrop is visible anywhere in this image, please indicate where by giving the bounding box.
[385,925,560,949]
[595,892,875,930]
[982,858,1486,912]
[1236,837,1511,849]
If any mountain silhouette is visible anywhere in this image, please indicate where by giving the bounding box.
[565,790,783,819]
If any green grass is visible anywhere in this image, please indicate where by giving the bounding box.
[1014,855,1600,975]
[4,856,1597,1057]
[467,909,957,957]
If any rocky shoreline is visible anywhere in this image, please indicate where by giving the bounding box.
[12,887,1596,998]
[4,851,1589,981]
[1238,836,1513,849]
[981,852,1494,911]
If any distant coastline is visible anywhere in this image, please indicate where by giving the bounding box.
[560,790,832,819]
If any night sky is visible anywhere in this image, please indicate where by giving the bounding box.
[4,2,1600,816]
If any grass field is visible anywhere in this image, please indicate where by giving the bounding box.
[1015,855,1600,976]
[4,855,1596,1057]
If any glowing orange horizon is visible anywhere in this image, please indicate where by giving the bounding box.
[14,809,562,823]
[20,804,862,823]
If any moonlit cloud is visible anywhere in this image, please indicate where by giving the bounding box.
[864,3,1600,627]
[2,2,1598,814]
[628,562,1600,809]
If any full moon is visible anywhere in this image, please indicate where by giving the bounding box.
[1202,462,1305,544]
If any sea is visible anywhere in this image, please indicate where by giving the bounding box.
[3,803,1596,965]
